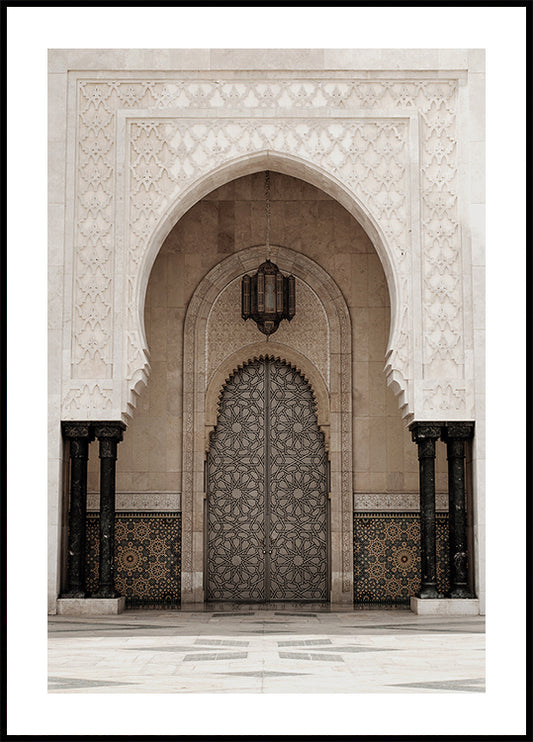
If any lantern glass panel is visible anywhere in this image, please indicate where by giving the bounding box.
[264,274,276,312]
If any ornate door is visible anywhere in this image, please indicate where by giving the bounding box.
[206,358,329,602]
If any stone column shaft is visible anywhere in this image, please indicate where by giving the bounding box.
[93,422,126,599]
[443,422,475,598]
[61,422,93,598]
[411,422,443,599]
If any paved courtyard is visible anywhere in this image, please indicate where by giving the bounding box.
[48,604,485,694]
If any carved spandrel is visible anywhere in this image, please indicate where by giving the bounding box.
[125,116,411,412]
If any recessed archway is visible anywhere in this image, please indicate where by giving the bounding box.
[180,242,353,604]
[129,153,409,423]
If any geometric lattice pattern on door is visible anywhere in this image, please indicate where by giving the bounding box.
[268,360,328,600]
[207,360,266,601]
[207,358,328,602]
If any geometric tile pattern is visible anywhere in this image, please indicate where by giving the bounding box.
[219,671,310,677]
[278,639,332,646]
[49,609,485,695]
[48,676,138,690]
[85,513,181,606]
[183,652,248,662]
[353,513,450,604]
[194,639,249,647]
[389,678,485,692]
[278,652,345,662]
[80,511,452,606]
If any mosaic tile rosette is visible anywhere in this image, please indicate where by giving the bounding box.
[353,512,449,604]
[86,513,181,605]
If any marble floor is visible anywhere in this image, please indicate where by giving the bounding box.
[48,604,485,694]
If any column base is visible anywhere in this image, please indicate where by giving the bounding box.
[450,586,475,599]
[59,590,86,599]
[93,590,121,599]
[56,597,126,615]
[417,584,443,599]
[410,597,480,616]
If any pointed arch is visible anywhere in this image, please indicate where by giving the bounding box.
[128,151,410,422]
[205,343,331,452]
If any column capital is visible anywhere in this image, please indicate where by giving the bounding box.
[61,421,94,441]
[93,421,126,442]
[442,421,475,442]
[409,421,443,444]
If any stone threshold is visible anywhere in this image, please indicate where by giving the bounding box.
[410,597,480,616]
[57,597,126,616]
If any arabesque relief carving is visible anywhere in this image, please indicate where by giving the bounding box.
[65,76,464,420]
[125,115,411,406]
[63,384,113,414]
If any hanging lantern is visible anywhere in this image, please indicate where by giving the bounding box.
[242,260,295,336]
[241,172,296,336]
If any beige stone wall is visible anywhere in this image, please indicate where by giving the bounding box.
[88,171,447,497]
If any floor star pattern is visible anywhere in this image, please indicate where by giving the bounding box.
[48,604,485,694]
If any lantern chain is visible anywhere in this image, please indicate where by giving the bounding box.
[265,170,271,259]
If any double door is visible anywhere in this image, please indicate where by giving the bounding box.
[206,358,328,602]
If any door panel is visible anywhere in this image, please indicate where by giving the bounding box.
[207,361,266,601]
[268,361,328,601]
[206,358,328,602]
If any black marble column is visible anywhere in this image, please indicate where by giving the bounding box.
[410,422,444,599]
[442,422,475,598]
[60,422,94,598]
[93,422,126,598]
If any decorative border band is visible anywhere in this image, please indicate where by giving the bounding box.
[353,492,448,512]
[87,492,181,512]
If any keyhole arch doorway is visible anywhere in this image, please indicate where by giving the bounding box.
[206,356,329,602]
[182,244,353,605]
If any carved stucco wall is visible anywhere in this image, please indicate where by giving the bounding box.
[61,72,472,424]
